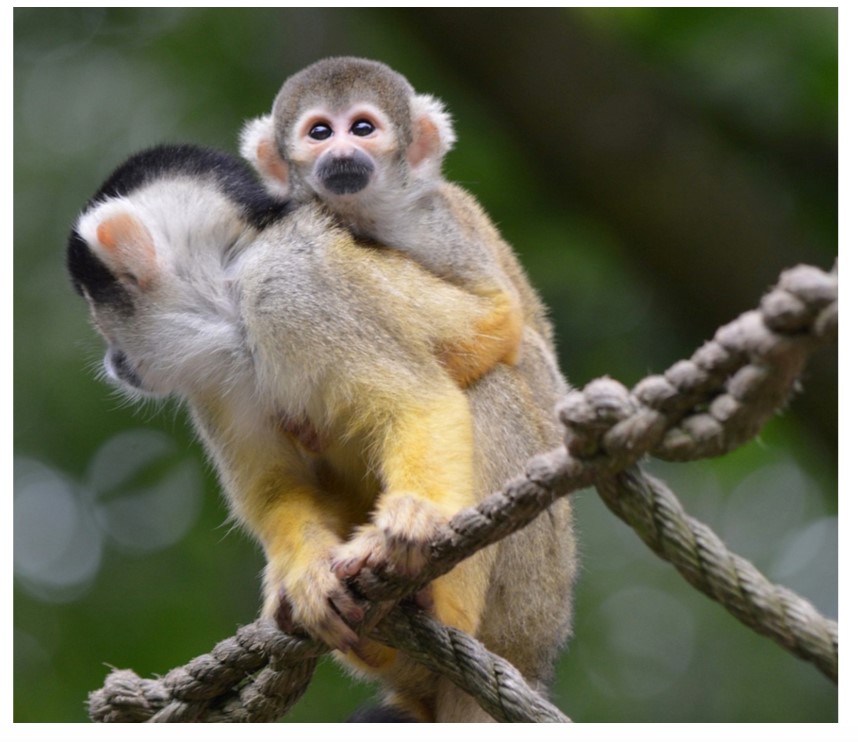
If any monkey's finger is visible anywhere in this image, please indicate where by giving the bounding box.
[275,593,359,654]
[331,553,370,580]
[316,607,361,654]
[329,587,366,626]
[331,528,385,578]
[274,588,298,634]
[383,537,431,578]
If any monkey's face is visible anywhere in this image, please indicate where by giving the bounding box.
[289,103,404,202]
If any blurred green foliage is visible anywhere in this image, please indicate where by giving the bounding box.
[14,7,836,723]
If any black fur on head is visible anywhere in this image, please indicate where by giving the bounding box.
[66,143,294,303]
[80,143,292,229]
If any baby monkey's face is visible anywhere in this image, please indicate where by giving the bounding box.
[289,102,403,198]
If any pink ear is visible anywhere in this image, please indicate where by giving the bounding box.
[407,94,456,169]
[407,114,442,167]
[256,137,289,186]
[240,115,291,197]
[95,212,158,289]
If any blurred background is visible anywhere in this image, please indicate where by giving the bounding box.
[13,7,837,723]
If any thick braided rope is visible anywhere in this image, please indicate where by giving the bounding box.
[594,466,838,681]
[374,607,571,722]
[559,264,837,466]
[89,606,567,722]
[89,263,837,721]
[88,621,322,722]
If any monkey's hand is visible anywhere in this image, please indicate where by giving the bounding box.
[332,493,448,582]
[437,288,524,388]
[262,555,365,654]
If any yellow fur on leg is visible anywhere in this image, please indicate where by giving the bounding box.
[333,384,475,579]
[429,549,491,637]
[377,384,475,513]
[247,480,364,654]
[330,382,489,674]
[371,385,487,637]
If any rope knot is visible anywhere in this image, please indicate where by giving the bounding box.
[557,377,636,458]
[88,669,169,723]
[762,264,837,336]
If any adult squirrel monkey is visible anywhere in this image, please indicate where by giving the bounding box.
[241,56,556,385]
[68,144,576,721]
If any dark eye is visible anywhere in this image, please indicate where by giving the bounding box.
[308,123,333,140]
[350,119,375,137]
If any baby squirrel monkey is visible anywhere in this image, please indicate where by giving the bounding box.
[241,56,554,383]
[68,145,576,721]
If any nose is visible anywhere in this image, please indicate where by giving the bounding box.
[328,143,357,160]
[316,149,375,196]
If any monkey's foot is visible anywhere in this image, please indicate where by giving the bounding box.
[332,493,448,580]
[263,557,365,653]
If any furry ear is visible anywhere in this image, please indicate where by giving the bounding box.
[240,114,291,198]
[76,201,159,290]
[407,94,457,170]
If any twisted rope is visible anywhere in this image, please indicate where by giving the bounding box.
[88,621,321,722]
[559,264,837,465]
[595,467,838,681]
[89,263,837,721]
[89,605,569,722]
[374,607,571,722]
